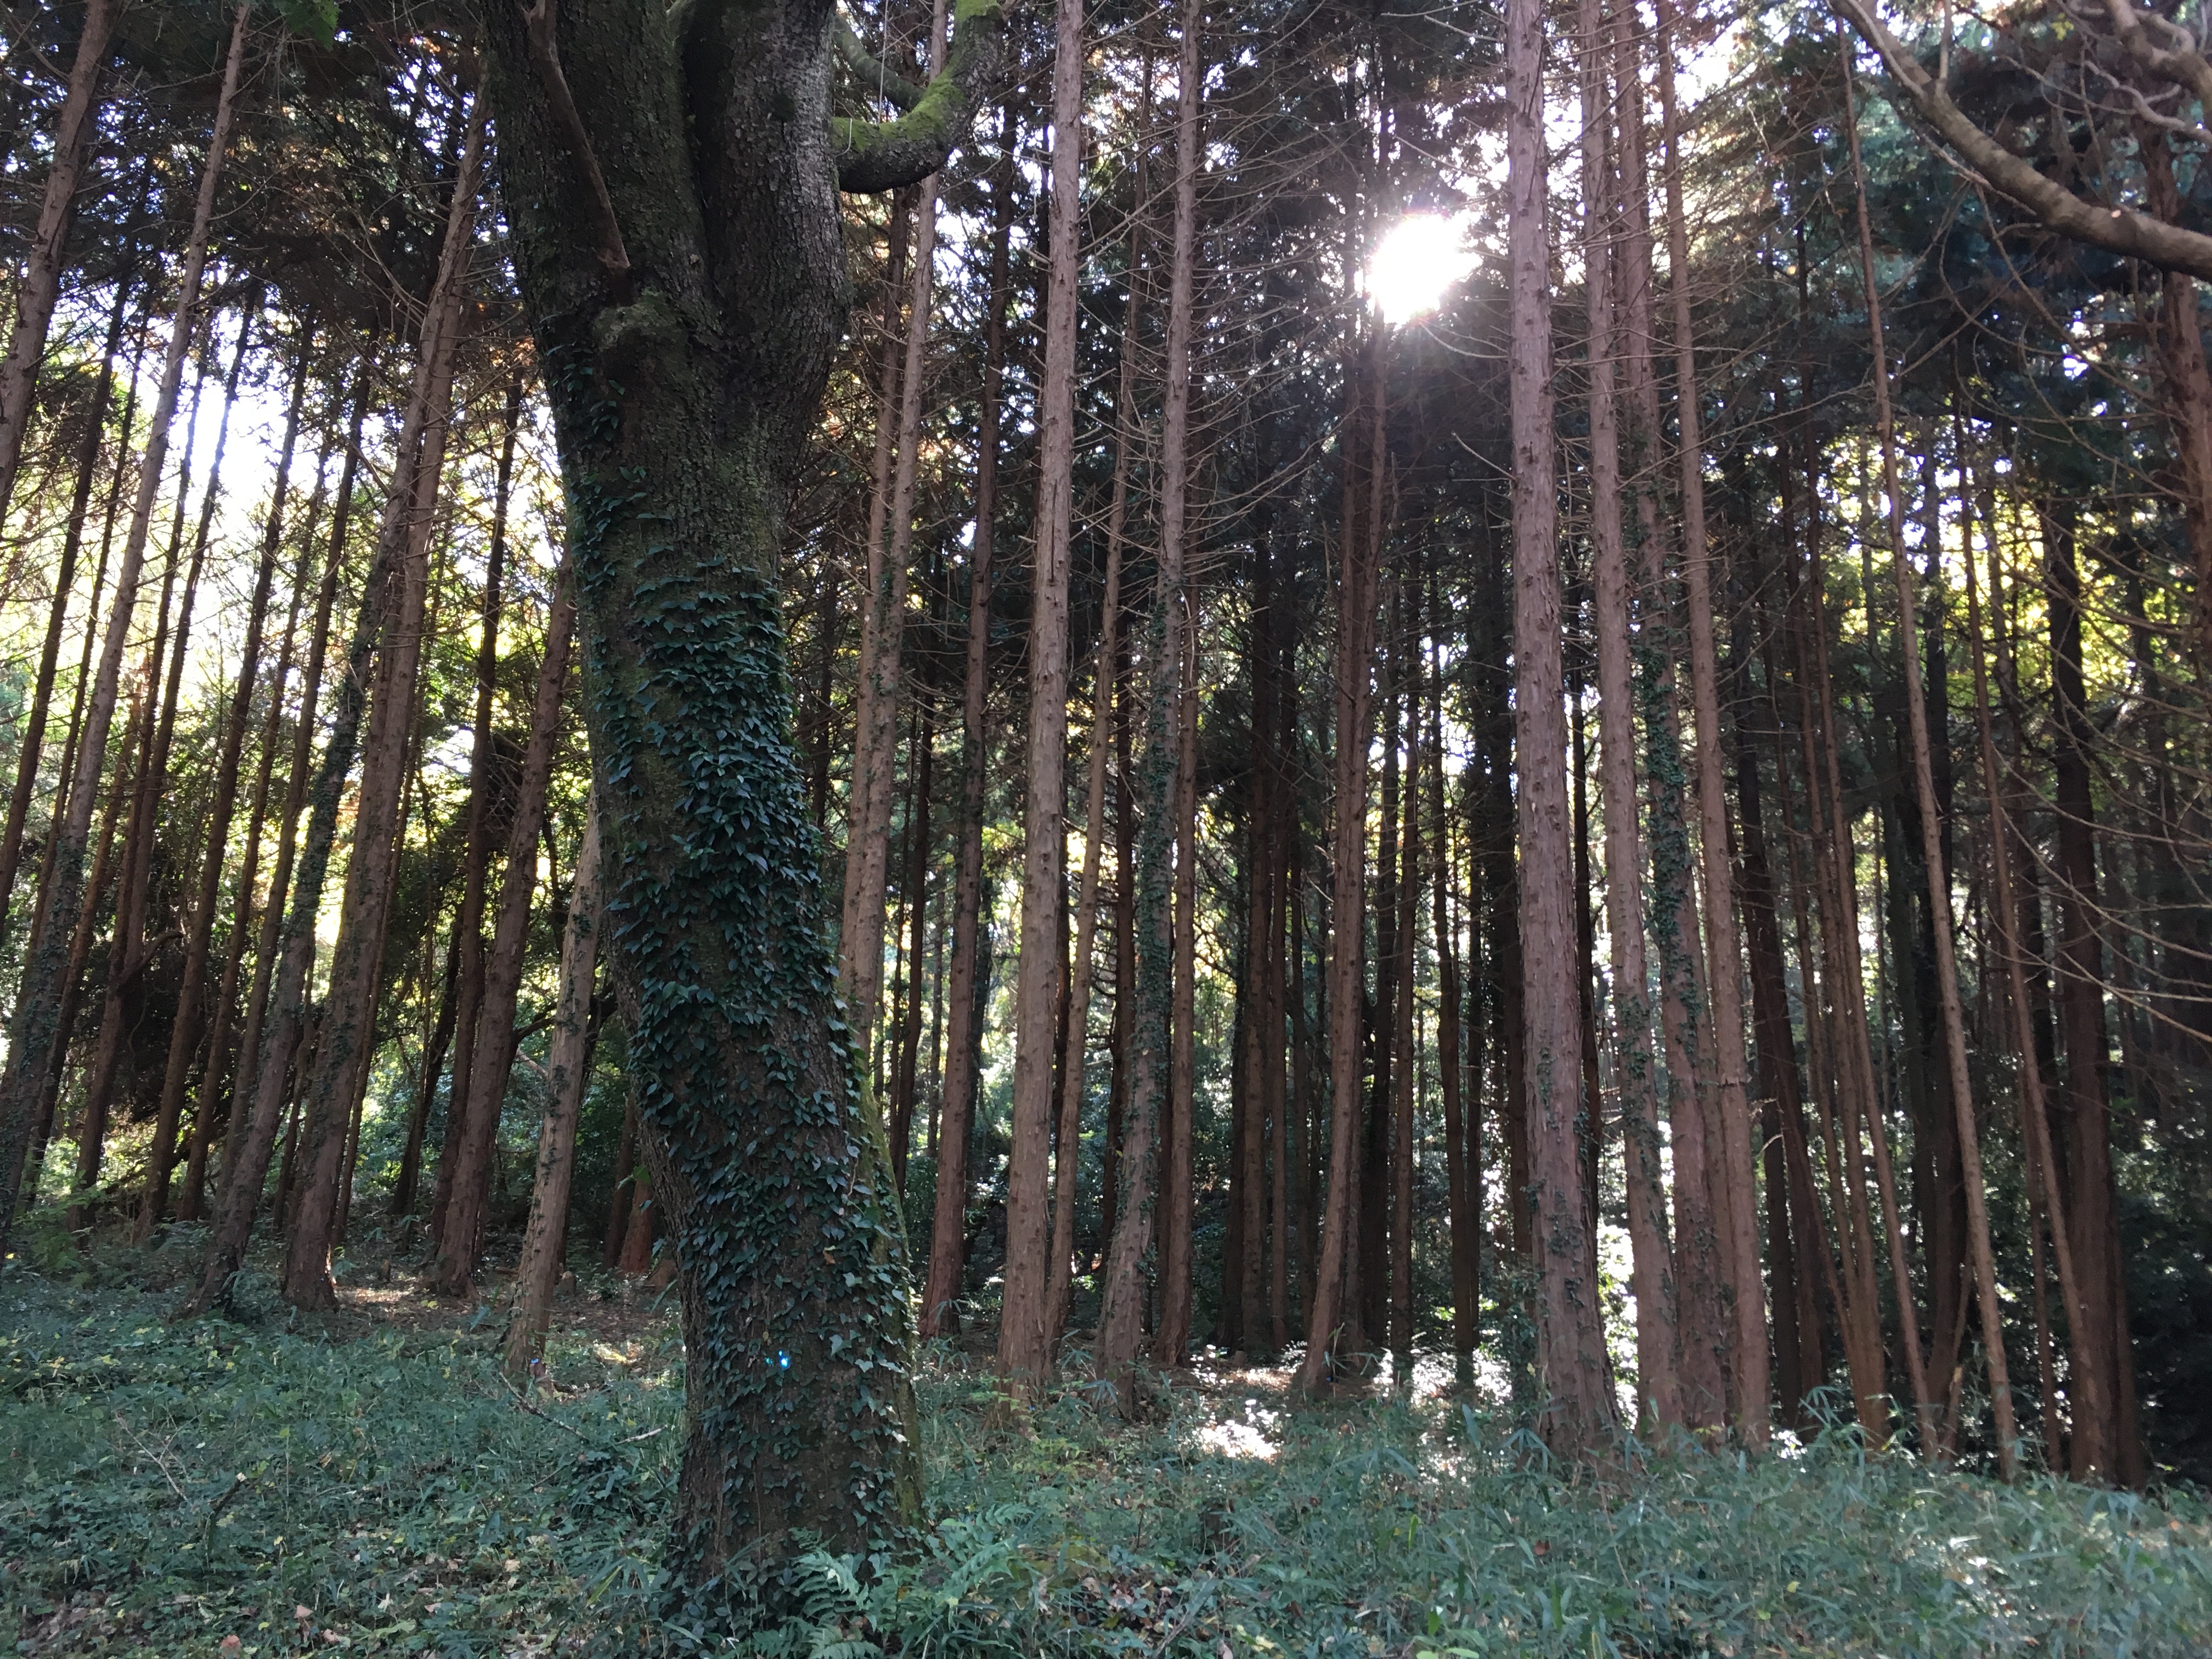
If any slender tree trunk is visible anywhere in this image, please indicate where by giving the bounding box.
[137,346,309,1234]
[1429,587,1476,1384]
[919,109,1013,1340]
[0,0,117,526]
[1160,602,1200,1362]
[0,278,127,945]
[844,5,949,1058]
[1096,0,1197,1408]
[503,797,605,1377]
[430,590,577,1296]
[1508,0,1613,1449]
[890,700,934,1187]
[1390,636,1418,1387]
[185,110,479,1315]
[1655,0,1766,1444]
[1581,8,1682,1427]
[997,0,1084,1400]
[1048,532,1122,1344]
[427,379,523,1236]
[283,126,484,1306]
[0,0,250,1244]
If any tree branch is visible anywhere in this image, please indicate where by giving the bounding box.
[518,0,633,294]
[833,0,1003,194]
[837,13,927,111]
[1834,0,2212,283]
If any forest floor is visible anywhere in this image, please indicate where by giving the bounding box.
[4,1227,2211,1657]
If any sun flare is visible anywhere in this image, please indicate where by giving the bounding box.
[1367,213,1473,325]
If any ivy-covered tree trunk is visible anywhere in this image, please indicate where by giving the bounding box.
[481,0,998,1585]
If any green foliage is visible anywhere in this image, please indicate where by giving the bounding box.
[6,1267,2208,1656]
[267,0,337,46]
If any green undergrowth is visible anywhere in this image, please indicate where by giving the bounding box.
[3,1263,2209,1657]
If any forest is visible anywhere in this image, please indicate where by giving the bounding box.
[0,0,2210,1646]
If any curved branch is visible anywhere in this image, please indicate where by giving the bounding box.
[1835,0,2212,283]
[518,0,633,295]
[834,0,1003,194]
[837,13,927,111]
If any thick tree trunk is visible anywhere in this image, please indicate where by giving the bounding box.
[998,0,1084,1401]
[0,0,117,524]
[503,798,605,1378]
[426,379,523,1235]
[1508,0,1613,1449]
[431,590,578,1296]
[920,109,1013,1340]
[0,0,250,1244]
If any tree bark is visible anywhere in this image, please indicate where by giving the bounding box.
[0,0,251,1245]
[1507,0,1614,1449]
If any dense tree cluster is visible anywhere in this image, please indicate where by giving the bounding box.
[0,0,2207,1611]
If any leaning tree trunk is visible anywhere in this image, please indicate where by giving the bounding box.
[478,0,1002,1578]
[0,0,250,1246]
[502,796,605,1378]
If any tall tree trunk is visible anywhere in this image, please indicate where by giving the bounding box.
[997,0,1084,1400]
[919,107,1013,1340]
[503,795,605,1377]
[844,8,949,1061]
[1508,0,1613,1450]
[1429,584,1476,1384]
[283,120,485,1307]
[0,0,117,525]
[185,109,479,1316]
[138,343,309,1234]
[1581,5,1682,1427]
[1655,0,1766,1444]
[1293,331,1384,1399]
[1096,0,1197,1408]
[0,0,250,1244]
[1161,601,1200,1361]
[1390,630,1418,1387]
[426,377,524,1234]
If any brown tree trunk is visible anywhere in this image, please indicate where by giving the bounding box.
[427,379,524,1237]
[997,0,1084,1401]
[0,278,127,946]
[431,589,578,1296]
[503,797,605,1377]
[1096,0,1196,1409]
[1390,635,1418,1388]
[0,0,117,524]
[1580,12,1682,1427]
[1656,0,1767,1444]
[1429,586,1476,1384]
[1159,603,1200,1363]
[1506,0,1613,1448]
[918,107,1012,1340]
[137,347,309,1235]
[0,0,250,1245]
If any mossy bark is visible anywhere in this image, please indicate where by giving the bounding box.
[482,0,996,1586]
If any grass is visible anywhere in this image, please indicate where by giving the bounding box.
[2,1244,2208,1657]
